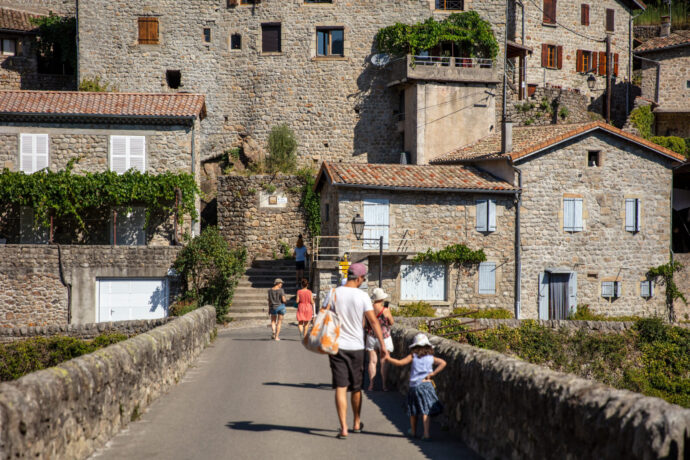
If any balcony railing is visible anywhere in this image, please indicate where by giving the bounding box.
[411,55,493,69]
[388,55,498,85]
[312,234,450,262]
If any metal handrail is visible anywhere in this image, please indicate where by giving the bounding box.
[411,55,494,69]
[312,234,450,261]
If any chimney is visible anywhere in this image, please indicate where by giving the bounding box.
[501,120,513,154]
[661,16,671,38]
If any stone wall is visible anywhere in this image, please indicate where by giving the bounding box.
[0,38,76,91]
[77,0,512,164]
[217,174,310,260]
[388,326,690,460]
[0,245,182,327]
[640,46,690,113]
[319,183,517,309]
[1,0,76,15]
[0,306,215,459]
[0,317,173,343]
[517,130,675,319]
[506,85,593,127]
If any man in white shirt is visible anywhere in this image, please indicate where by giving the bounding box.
[328,263,388,439]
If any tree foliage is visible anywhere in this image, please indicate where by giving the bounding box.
[267,124,298,174]
[172,227,247,322]
[297,167,321,237]
[376,12,499,59]
[650,136,688,157]
[30,13,77,73]
[0,160,199,228]
[648,259,686,322]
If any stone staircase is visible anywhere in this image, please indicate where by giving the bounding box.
[229,259,299,322]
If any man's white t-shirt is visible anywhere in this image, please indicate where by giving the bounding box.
[333,286,373,351]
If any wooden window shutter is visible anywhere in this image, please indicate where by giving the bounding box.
[541,44,548,67]
[581,4,589,26]
[591,51,597,73]
[598,51,606,75]
[557,45,563,69]
[261,23,281,53]
[614,53,619,76]
[543,0,556,24]
[606,9,615,32]
[138,17,159,45]
[576,50,583,72]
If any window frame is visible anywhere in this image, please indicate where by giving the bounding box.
[1,38,17,56]
[230,33,242,50]
[625,198,641,233]
[316,27,345,58]
[109,135,146,174]
[606,9,615,33]
[400,261,446,301]
[478,262,496,295]
[261,23,282,54]
[543,0,557,25]
[203,28,211,43]
[602,280,621,298]
[581,4,590,26]
[435,0,464,10]
[542,44,562,70]
[640,280,653,298]
[19,133,49,174]
[476,199,497,233]
[587,150,600,167]
[138,17,160,45]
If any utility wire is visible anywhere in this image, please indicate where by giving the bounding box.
[524,0,606,43]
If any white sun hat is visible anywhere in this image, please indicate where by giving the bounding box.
[371,288,389,301]
[410,333,433,349]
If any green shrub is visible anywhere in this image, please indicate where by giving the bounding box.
[173,226,247,322]
[629,105,654,139]
[0,333,127,382]
[392,301,435,317]
[79,76,116,92]
[266,124,298,174]
[558,106,569,119]
[279,240,292,259]
[452,307,513,319]
[568,304,642,322]
[650,136,687,157]
[169,298,199,317]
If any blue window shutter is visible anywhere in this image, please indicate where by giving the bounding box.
[640,280,650,298]
[625,199,635,232]
[478,262,496,294]
[568,272,577,314]
[476,200,488,232]
[538,272,549,320]
[602,281,613,297]
[574,199,583,231]
[563,199,573,231]
[615,281,622,298]
[488,200,497,232]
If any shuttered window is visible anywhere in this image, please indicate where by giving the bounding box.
[576,50,593,73]
[602,281,621,298]
[401,262,446,301]
[541,44,562,69]
[543,0,557,24]
[317,28,344,57]
[261,23,281,53]
[640,280,653,298]
[625,198,641,233]
[563,198,583,232]
[581,4,590,26]
[476,199,497,233]
[363,199,389,249]
[111,206,146,246]
[110,136,146,174]
[138,17,159,45]
[597,52,619,76]
[606,9,615,32]
[478,262,496,295]
[19,207,50,244]
[20,134,49,173]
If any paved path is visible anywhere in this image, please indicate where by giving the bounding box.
[91,325,480,460]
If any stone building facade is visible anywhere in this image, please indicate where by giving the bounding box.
[315,162,518,313]
[217,174,310,260]
[432,121,684,319]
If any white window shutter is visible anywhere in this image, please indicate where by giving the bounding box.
[478,262,496,294]
[129,136,146,172]
[640,281,650,298]
[636,199,641,232]
[602,281,613,297]
[34,134,49,171]
[476,200,488,232]
[20,134,33,173]
[111,136,128,174]
[488,200,497,232]
[538,272,549,320]
[625,199,635,231]
[615,281,622,298]
[568,272,577,313]
[363,199,389,249]
[563,199,574,231]
[574,199,583,231]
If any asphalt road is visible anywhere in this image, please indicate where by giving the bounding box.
[91,325,480,460]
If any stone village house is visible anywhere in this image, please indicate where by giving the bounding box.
[314,122,686,320]
[0,90,206,328]
[636,21,690,138]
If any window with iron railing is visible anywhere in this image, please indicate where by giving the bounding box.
[436,0,463,10]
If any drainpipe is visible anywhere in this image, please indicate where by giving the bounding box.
[514,166,522,319]
[191,121,199,236]
[628,9,644,113]
[518,0,526,99]
[502,0,509,123]
[75,0,79,87]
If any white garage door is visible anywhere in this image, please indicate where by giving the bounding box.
[400,262,446,301]
[98,278,168,322]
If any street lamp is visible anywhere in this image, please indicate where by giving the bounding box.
[351,214,365,240]
[587,74,596,91]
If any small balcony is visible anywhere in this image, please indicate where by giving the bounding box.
[388,54,499,86]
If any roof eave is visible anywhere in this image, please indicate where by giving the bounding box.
[331,182,518,194]
[636,42,690,54]
[0,112,200,124]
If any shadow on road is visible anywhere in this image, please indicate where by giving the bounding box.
[263,381,331,390]
[225,421,405,440]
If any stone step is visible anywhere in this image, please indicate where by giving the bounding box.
[251,259,298,268]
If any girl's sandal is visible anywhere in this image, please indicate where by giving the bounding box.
[406,428,416,438]
[421,436,432,442]
[336,432,348,440]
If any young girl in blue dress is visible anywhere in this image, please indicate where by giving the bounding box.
[387,333,446,440]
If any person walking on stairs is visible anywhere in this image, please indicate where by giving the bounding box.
[293,235,308,288]
[268,278,287,341]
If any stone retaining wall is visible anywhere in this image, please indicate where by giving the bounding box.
[217,174,310,260]
[0,306,216,459]
[506,86,591,127]
[0,317,173,343]
[388,325,690,459]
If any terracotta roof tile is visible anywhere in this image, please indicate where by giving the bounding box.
[432,121,685,164]
[636,30,690,53]
[320,162,517,192]
[0,8,43,32]
[0,91,206,119]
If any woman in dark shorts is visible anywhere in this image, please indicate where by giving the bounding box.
[268,278,287,341]
[293,235,308,287]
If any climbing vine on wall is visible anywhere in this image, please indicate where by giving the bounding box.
[0,160,199,228]
[297,168,321,237]
[648,259,686,323]
[376,12,499,59]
